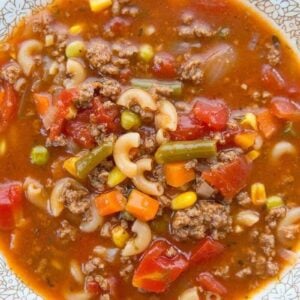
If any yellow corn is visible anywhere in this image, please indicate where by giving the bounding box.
[240,113,257,130]
[246,150,260,161]
[234,132,257,150]
[107,167,127,187]
[111,226,130,248]
[251,183,266,206]
[89,0,112,12]
[69,24,84,35]
[0,138,7,156]
[63,157,80,177]
[171,191,197,210]
[65,105,77,120]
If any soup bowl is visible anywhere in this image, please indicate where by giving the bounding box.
[0,0,299,299]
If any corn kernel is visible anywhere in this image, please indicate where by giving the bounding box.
[89,0,112,12]
[171,191,197,210]
[111,226,130,248]
[234,132,257,150]
[241,113,257,130]
[266,196,284,210]
[246,150,260,161]
[107,167,127,187]
[45,34,55,47]
[65,105,77,120]
[251,183,266,206]
[0,138,7,156]
[63,157,80,177]
[69,24,84,35]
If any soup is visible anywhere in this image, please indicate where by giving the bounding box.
[0,0,300,299]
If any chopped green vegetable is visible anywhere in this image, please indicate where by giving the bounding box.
[121,110,141,130]
[30,145,49,166]
[66,41,86,58]
[107,166,127,187]
[131,78,183,97]
[283,122,299,138]
[266,196,284,210]
[218,27,230,38]
[155,140,217,164]
[75,141,113,178]
[139,44,154,63]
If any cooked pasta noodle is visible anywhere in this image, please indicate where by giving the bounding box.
[155,100,178,131]
[113,132,141,178]
[64,59,87,88]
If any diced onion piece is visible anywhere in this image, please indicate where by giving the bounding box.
[235,210,260,227]
[70,260,84,284]
[278,248,298,265]
[271,141,297,163]
[202,43,237,85]
[179,287,200,300]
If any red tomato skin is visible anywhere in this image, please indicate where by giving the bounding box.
[0,82,18,133]
[132,240,189,293]
[191,237,225,263]
[196,272,228,296]
[170,114,205,141]
[152,52,177,79]
[49,89,79,140]
[193,98,229,131]
[0,183,23,231]
[261,64,285,92]
[202,156,252,198]
[64,120,95,149]
[270,96,300,122]
[86,281,101,296]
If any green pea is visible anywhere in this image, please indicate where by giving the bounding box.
[66,41,86,58]
[138,44,154,63]
[30,145,49,166]
[121,110,141,130]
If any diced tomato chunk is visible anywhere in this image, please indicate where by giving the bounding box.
[261,64,286,92]
[152,52,177,79]
[191,237,225,263]
[64,120,95,149]
[49,89,78,140]
[202,156,252,198]
[133,240,189,293]
[0,183,23,231]
[193,98,229,131]
[196,272,228,296]
[0,82,18,133]
[91,98,121,133]
[257,109,282,139]
[270,96,300,122]
[170,113,205,141]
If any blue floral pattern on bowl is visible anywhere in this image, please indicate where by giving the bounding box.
[0,0,300,299]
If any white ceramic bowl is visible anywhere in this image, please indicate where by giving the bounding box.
[0,0,299,299]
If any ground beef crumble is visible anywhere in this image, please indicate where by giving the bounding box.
[56,220,77,242]
[0,62,22,84]
[171,200,232,241]
[265,40,281,66]
[180,56,204,84]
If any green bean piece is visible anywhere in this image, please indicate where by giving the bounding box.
[155,140,217,164]
[121,110,141,130]
[131,78,183,97]
[75,142,113,178]
[30,145,49,166]
[283,121,299,138]
[266,196,284,210]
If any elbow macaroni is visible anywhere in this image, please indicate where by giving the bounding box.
[113,132,141,178]
[155,100,178,131]
[23,177,49,211]
[117,88,157,111]
[64,58,87,88]
[122,220,152,256]
[133,158,164,196]
[17,39,43,76]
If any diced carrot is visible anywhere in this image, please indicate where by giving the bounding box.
[257,109,282,139]
[164,161,196,188]
[95,190,126,216]
[126,189,159,221]
[33,93,51,116]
